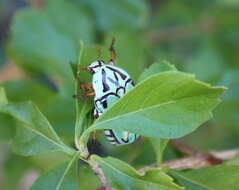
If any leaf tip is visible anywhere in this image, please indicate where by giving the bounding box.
[0,87,8,106]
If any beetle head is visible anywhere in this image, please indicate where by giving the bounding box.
[87,60,104,74]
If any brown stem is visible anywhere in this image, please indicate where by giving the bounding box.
[93,149,238,189]
[170,139,225,166]
[139,149,238,173]
[88,161,112,190]
[170,139,198,155]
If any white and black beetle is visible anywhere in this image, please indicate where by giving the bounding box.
[77,39,139,145]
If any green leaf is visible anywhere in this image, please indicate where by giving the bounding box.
[138,62,176,165]
[36,96,75,145]
[171,165,239,190]
[3,153,30,190]
[29,152,79,190]
[73,42,93,153]
[45,0,94,44]
[91,155,182,190]
[7,0,94,77]
[0,113,15,140]
[0,87,15,140]
[12,125,64,156]
[81,0,147,30]
[7,0,94,97]
[138,61,177,82]
[3,80,55,109]
[8,8,76,78]
[4,79,76,144]
[74,41,85,144]
[150,138,169,165]
[77,165,102,190]
[0,101,75,155]
[0,87,8,106]
[0,80,58,141]
[81,71,225,146]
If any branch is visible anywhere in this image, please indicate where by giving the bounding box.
[139,149,238,173]
[88,160,112,190]
[92,148,238,189]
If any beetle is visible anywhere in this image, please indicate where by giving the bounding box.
[78,38,139,145]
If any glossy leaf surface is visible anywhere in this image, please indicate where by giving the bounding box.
[0,101,75,155]
[171,165,239,190]
[30,153,79,190]
[81,71,225,144]
[91,155,182,190]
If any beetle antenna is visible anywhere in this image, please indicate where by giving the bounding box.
[110,37,116,48]
[96,46,101,60]
[109,37,116,64]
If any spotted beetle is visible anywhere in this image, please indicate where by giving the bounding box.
[78,38,139,145]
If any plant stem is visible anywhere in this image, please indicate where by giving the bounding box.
[139,149,238,173]
[74,40,84,150]
[88,160,112,190]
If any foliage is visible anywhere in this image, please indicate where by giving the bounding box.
[171,164,239,190]
[91,155,182,190]
[0,58,225,189]
[0,0,239,189]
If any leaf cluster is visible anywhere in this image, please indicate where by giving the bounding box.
[0,0,238,189]
[0,51,225,189]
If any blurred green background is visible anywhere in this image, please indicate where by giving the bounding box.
[0,0,239,189]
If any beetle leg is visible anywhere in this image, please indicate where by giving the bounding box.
[93,131,97,140]
[76,77,93,91]
[78,67,88,71]
[84,91,95,97]
[72,94,84,99]
[79,83,93,91]
[73,89,95,99]
[108,37,116,65]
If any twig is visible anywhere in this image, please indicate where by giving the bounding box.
[210,149,239,160]
[92,148,238,189]
[139,149,238,173]
[162,155,213,170]
[170,139,198,155]
[88,161,112,190]
[170,139,226,166]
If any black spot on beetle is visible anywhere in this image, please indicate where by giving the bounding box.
[102,100,108,109]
